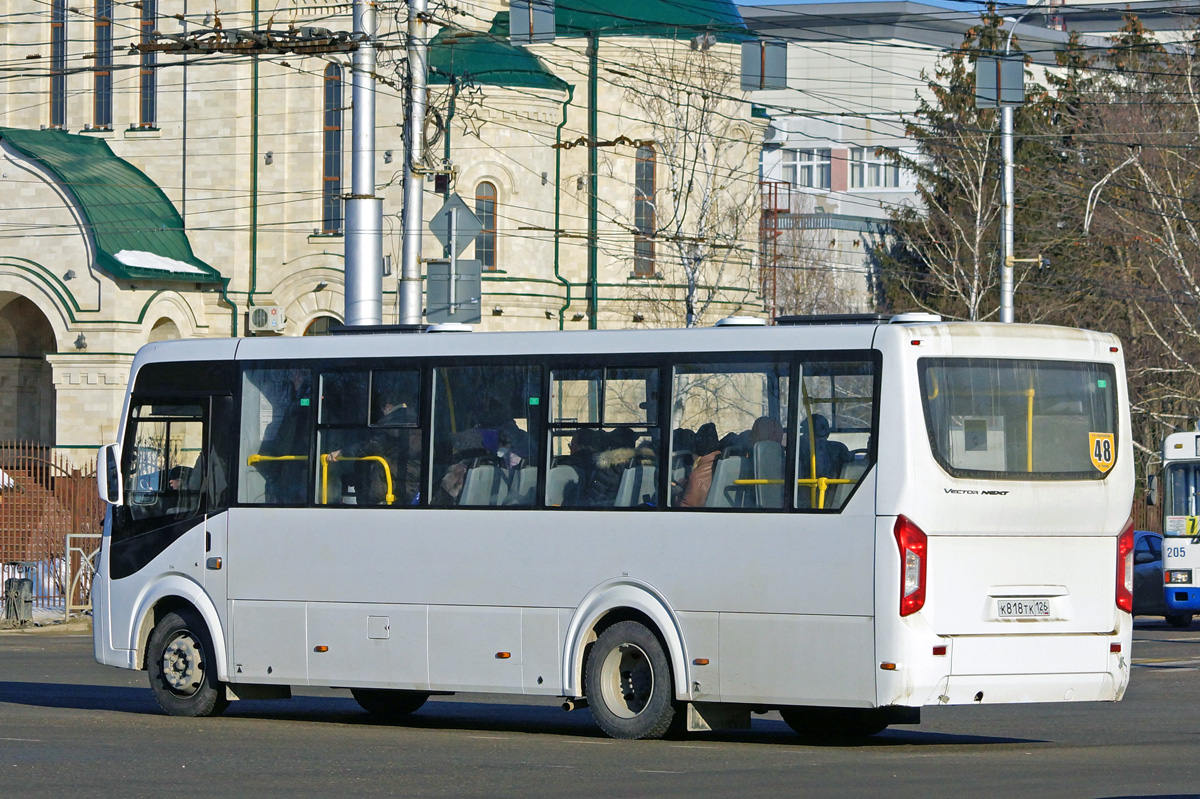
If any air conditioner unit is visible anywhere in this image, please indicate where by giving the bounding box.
[763,122,788,145]
[248,305,285,334]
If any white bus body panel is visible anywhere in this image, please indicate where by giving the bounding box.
[222,482,878,704]
[96,521,231,681]
[873,324,1132,707]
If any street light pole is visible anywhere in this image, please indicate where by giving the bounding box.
[398,0,429,325]
[1001,103,1015,323]
[345,0,383,326]
[999,1,1046,324]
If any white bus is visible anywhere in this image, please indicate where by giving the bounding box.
[1153,432,1200,626]
[93,315,1134,740]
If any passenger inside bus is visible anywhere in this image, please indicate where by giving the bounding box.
[798,413,851,480]
[679,423,720,507]
[583,428,657,507]
[260,369,312,504]
[328,381,422,506]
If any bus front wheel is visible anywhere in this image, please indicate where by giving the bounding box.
[146,609,229,717]
[584,620,679,740]
[1166,613,1194,628]
[779,706,889,739]
[351,688,429,719]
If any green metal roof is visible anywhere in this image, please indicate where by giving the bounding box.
[0,127,221,284]
[429,25,570,91]
[551,0,750,40]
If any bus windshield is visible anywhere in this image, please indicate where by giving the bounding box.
[919,358,1118,480]
[1164,461,1200,518]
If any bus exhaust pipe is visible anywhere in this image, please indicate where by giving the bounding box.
[562,698,588,712]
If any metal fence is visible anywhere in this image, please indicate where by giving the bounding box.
[0,441,104,618]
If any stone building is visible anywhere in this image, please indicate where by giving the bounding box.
[0,0,764,462]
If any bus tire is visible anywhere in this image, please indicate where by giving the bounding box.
[350,688,429,719]
[584,620,678,740]
[779,706,889,740]
[1166,613,1194,628]
[146,609,229,717]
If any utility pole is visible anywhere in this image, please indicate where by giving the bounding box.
[399,0,430,325]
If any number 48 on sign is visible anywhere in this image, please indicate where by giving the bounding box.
[1089,432,1115,472]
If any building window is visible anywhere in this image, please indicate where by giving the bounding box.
[634,145,656,277]
[304,316,338,336]
[475,182,497,270]
[849,146,902,189]
[50,0,67,128]
[322,64,343,235]
[94,0,113,129]
[139,0,157,128]
[781,148,831,190]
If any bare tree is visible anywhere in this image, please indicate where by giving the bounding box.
[605,38,762,327]
[767,191,872,317]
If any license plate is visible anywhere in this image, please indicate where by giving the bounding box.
[996,598,1051,618]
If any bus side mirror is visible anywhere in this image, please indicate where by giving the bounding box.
[98,443,122,506]
[1146,473,1158,507]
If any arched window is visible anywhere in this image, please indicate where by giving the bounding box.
[475,182,497,271]
[304,316,339,336]
[94,0,114,129]
[322,64,344,235]
[148,318,181,343]
[634,145,656,277]
[139,0,157,128]
[50,0,67,128]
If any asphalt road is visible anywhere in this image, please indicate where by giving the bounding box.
[2,619,1199,799]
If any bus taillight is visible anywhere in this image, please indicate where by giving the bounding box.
[895,515,928,617]
[1116,517,1135,613]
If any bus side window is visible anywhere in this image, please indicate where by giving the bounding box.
[430,364,541,508]
[238,367,314,505]
[115,402,205,538]
[548,367,660,508]
[317,369,423,507]
[797,359,877,511]
[670,360,789,510]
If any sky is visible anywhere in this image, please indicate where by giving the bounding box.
[733,0,990,8]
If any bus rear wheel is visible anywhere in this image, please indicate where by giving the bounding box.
[1166,613,1194,628]
[779,706,889,740]
[351,688,429,719]
[584,620,678,740]
[146,609,229,717]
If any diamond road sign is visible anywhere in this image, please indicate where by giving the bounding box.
[429,193,483,257]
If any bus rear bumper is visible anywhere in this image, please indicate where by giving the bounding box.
[935,672,1118,705]
[923,631,1129,705]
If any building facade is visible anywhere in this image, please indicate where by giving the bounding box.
[0,0,764,461]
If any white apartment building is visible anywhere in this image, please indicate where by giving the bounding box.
[741,1,1195,314]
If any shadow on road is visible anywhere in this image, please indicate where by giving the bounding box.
[0,680,1046,748]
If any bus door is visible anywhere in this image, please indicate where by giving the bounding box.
[108,394,233,651]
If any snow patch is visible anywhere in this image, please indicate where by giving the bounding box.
[114,249,210,276]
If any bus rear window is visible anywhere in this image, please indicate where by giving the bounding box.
[919,358,1117,480]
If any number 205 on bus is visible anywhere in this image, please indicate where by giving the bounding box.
[92,314,1135,740]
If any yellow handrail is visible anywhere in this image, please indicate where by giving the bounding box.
[733,476,854,509]
[800,379,818,505]
[321,453,395,506]
[1026,387,1035,473]
[796,476,855,509]
[246,454,308,465]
